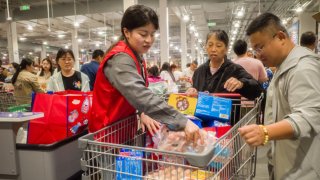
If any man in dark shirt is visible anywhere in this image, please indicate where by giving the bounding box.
[80,49,104,90]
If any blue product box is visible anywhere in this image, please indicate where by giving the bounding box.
[195,92,232,122]
[185,115,203,128]
[116,149,143,180]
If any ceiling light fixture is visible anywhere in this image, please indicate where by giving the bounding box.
[19,37,27,41]
[74,22,80,27]
[77,38,82,43]
[58,34,65,38]
[183,15,190,22]
[112,35,118,41]
[295,7,303,13]
[43,41,48,45]
[189,25,195,32]
[27,25,33,31]
[236,7,245,17]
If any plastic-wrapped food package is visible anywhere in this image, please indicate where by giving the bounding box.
[153,126,217,153]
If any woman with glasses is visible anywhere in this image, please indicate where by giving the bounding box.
[186,30,262,100]
[47,48,90,92]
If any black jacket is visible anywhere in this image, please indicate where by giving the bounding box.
[192,59,263,100]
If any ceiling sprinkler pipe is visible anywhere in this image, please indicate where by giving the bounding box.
[47,0,51,31]
[6,0,12,21]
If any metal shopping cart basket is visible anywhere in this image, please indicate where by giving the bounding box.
[0,91,32,112]
[79,93,263,180]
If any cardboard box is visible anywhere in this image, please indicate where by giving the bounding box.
[116,149,143,180]
[168,94,197,115]
[195,93,232,122]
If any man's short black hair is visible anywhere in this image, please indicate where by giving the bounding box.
[246,12,288,36]
[92,49,104,59]
[192,60,198,65]
[300,31,316,46]
[233,39,247,56]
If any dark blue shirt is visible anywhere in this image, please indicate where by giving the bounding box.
[80,61,99,90]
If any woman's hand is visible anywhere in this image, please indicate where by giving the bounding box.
[224,77,243,92]
[185,87,198,96]
[184,120,204,144]
[140,113,161,136]
[238,124,265,146]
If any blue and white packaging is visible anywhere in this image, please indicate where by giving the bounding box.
[116,149,143,180]
[195,92,232,122]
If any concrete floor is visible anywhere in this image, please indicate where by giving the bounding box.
[253,144,270,180]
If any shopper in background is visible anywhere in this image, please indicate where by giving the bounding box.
[160,62,175,84]
[0,66,6,82]
[300,31,317,51]
[239,12,320,180]
[91,4,203,143]
[47,48,90,92]
[147,65,163,83]
[170,64,183,81]
[182,60,197,82]
[80,49,104,90]
[37,58,54,90]
[233,39,268,83]
[186,30,263,100]
[11,58,44,104]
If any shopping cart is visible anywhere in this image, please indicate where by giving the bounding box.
[79,93,263,180]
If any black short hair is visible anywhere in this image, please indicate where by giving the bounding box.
[246,12,288,36]
[192,60,198,65]
[300,31,316,46]
[92,49,104,59]
[206,29,229,47]
[148,65,159,77]
[233,39,247,56]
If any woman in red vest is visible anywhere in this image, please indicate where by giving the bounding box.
[91,4,202,142]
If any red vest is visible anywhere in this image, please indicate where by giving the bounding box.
[89,41,148,132]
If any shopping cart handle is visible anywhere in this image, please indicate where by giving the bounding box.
[211,93,241,98]
[169,93,241,98]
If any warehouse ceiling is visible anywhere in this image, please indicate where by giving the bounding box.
[0,0,318,63]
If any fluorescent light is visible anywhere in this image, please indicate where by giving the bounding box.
[27,25,33,31]
[19,37,27,41]
[77,39,82,43]
[43,41,48,45]
[234,21,240,28]
[58,34,65,38]
[295,7,302,13]
[74,22,80,27]
[112,35,118,41]
[189,25,195,32]
[29,52,33,55]
[183,15,190,22]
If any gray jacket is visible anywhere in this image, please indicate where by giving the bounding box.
[104,53,188,131]
[46,71,90,92]
[265,46,320,179]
